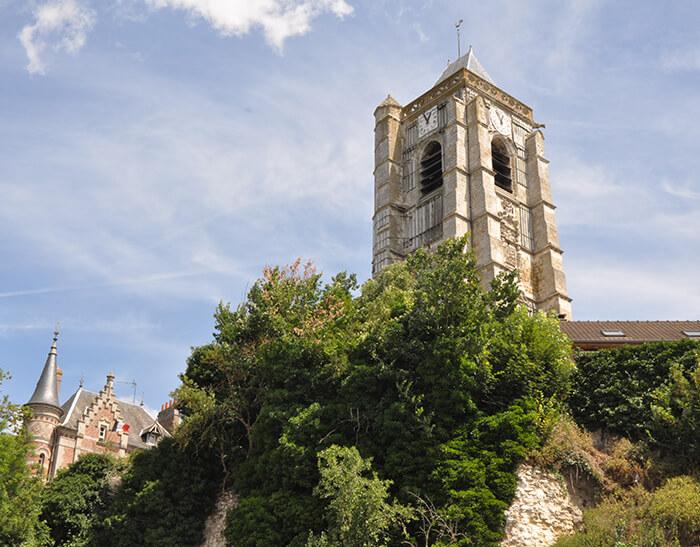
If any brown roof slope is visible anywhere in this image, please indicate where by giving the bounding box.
[560,320,700,349]
[60,388,159,450]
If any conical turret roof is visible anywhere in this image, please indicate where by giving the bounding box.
[435,46,494,85]
[27,331,61,408]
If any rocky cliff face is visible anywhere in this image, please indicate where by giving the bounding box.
[200,491,237,547]
[200,466,582,546]
[502,464,583,547]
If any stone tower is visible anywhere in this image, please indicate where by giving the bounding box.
[372,47,572,318]
[25,331,64,479]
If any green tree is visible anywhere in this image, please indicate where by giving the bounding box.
[307,445,412,547]
[650,360,700,469]
[92,437,220,547]
[0,369,50,546]
[569,340,699,439]
[40,453,119,546]
[163,238,573,545]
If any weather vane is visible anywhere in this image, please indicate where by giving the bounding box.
[455,19,464,59]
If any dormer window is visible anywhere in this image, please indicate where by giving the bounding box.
[420,141,443,194]
[140,421,169,447]
[492,138,512,192]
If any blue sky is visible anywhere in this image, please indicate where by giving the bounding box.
[1,0,699,412]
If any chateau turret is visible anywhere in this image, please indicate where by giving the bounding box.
[25,331,64,478]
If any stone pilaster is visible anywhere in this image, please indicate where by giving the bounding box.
[442,97,471,243]
[525,131,572,318]
[373,96,403,274]
[466,95,507,288]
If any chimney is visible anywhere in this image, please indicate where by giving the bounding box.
[157,399,182,434]
[105,372,115,397]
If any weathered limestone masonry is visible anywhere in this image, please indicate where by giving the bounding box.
[372,48,572,318]
[502,464,583,547]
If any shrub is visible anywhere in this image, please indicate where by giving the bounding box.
[650,362,700,470]
[569,341,699,440]
[40,453,120,546]
[555,476,700,547]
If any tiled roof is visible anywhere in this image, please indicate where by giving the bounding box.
[560,320,700,349]
[60,388,160,450]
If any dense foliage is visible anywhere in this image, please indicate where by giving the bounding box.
[0,369,50,547]
[569,340,699,440]
[92,437,220,547]
[650,361,700,470]
[40,454,120,547]
[175,237,573,546]
[6,238,700,546]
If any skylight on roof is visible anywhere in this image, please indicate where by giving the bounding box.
[601,330,625,337]
[683,331,700,338]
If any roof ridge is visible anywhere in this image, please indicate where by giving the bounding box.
[562,320,700,323]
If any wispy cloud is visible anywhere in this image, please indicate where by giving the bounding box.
[144,0,353,50]
[18,0,353,73]
[660,48,700,72]
[0,316,158,335]
[568,258,700,319]
[662,180,700,200]
[18,0,95,74]
[0,271,206,299]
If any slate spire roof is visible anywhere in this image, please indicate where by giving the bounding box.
[435,46,494,85]
[27,330,61,408]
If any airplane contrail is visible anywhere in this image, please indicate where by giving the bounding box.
[0,271,205,299]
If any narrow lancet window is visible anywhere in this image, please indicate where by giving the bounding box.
[420,141,443,194]
[492,139,513,192]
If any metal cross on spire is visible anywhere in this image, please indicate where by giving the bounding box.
[455,19,464,59]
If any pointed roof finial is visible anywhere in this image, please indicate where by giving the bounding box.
[27,329,62,409]
[52,323,59,347]
[455,19,463,59]
[435,45,494,85]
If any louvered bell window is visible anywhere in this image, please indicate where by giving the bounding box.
[420,141,443,195]
[492,139,513,192]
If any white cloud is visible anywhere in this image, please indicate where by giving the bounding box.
[662,180,700,200]
[660,49,700,72]
[555,156,700,244]
[18,0,352,73]
[143,0,353,50]
[568,258,700,320]
[0,316,158,335]
[19,0,95,74]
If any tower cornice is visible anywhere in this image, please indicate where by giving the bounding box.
[402,69,533,123]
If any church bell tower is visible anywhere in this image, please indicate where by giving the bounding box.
[372,47,572,318]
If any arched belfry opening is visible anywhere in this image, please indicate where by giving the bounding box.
[491,138,512,192]
[420,141,443,194]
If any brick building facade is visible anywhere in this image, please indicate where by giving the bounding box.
[25,332,179,480]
